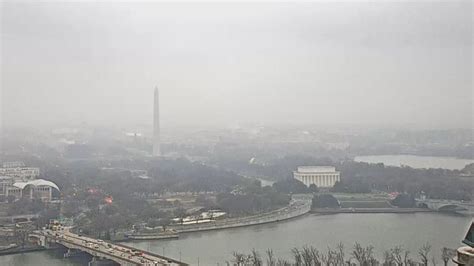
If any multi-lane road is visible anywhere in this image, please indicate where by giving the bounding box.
[37,228,185,266]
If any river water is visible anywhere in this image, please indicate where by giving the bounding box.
[354,155,474,170]
[1,213,470,265]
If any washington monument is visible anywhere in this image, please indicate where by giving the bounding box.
[153,87,161,156]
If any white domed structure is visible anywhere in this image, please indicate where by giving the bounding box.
[8,179,60,201]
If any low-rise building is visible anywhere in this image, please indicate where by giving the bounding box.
[0,162,58,202]
[0,162,40,180]
[0,176,59,202]
[293,166,340,188]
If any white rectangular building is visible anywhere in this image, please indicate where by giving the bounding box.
[293,166,340,188]
[0,167,40,180]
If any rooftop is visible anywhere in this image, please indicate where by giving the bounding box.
[12,179,60,191]
[2,162,26,168]
[296,166,338,173]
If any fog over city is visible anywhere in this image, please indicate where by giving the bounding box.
[2,1,472,129]
[0,1,473,266]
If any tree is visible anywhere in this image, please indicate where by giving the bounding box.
[391,245,410,266]
[36,207,59,229]
[292,248,302,266]
[158,217,171,230]
[441,247,454,266]
[249,249,262,266]
[146,218,160,228]
[312,194,340,208]
[352,243,376,266]
[391,194,415,208]
[273,178,309,194]
[266,249,276,266]
[308,184,319,193]
[383,250,394,266]
[418,243,431,266]
[232,252,247,266]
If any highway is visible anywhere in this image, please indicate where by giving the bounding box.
[36,228,185,266]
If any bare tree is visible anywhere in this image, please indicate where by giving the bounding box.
[250,249,262,266]
[292,247,303,266]
[276,259,292,266]
[326,247,338,266]
[314,246,323,266]
[391,246,404,266]
[383,250,394,266]
[441,247,455,266]
[232,252,247,266]
[301,246,313,266]
[403,250,410,266]
[352,243,376,266]
[418,243,431,266]
[266,249,276,266]
[336,242,345,266]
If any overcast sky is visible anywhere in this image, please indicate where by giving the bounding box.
[1,1,472,130]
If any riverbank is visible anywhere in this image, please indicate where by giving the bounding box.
[169,196,312,233]
[0,246,49,256]
[311,207,433,214]
[122,212,469,266]
[125,233,179,241]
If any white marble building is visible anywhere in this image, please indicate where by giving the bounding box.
[293,166,340,188]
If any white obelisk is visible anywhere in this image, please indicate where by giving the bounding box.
[153,87,161,156]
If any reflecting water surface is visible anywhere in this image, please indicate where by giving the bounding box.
[0,213,468,265]
[355,155,474,170]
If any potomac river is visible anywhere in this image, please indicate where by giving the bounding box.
[354,155,474,170]
[1,212,470,265]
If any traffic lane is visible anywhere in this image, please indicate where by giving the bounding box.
[57,236,144,264]
[47,231,166,265]
[48,232,154,264]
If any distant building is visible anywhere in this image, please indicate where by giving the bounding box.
[293,166,340,188]
[153,87,161,156]
[0,162,58,202]
[0,177,59,202]
[0,162,40,180]
[2,162,25,168]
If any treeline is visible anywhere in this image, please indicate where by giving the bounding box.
[44,157,248,196]
[337,161,473,200]
[41,157,254,236]
[224,155,473,201]
[228,243,455,266]
[216,182,291,215]
[55,157,293,235]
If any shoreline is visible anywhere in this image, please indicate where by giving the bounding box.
[178,212,311,235]
[311,207,433,214]
[0,246,50,256]
[168,198,312,234]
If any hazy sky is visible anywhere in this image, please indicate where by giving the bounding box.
[1,1,472,129]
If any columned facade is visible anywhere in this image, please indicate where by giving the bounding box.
[293,166,340,188]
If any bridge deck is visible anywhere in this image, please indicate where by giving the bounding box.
[34,229,186,266]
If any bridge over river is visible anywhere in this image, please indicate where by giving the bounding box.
[416,199,474,214]
[29,229,187,266]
